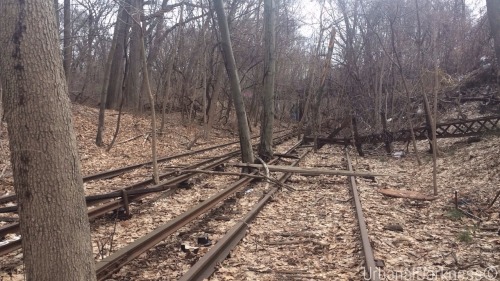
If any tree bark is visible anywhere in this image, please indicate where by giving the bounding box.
[137,16,160,184]
[312,27,336,151]
[258,0,276,161]
[487,0,500,82]
[63,0,72,85]
[124,0,143,111]
[106,0,130,109]
[213,0,254,164]
[96,4,123,146]
[0,1,96,280]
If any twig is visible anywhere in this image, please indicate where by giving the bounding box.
[0,165,8,180]
[117,134,144,145]
[486,189,500,210]
[457,207,482,221]
[255,156,270,190]
[143,133,151,145]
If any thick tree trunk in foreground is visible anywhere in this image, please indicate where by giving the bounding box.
[213,0,254,164]
[258,0,276,161]
[0,1,96,280]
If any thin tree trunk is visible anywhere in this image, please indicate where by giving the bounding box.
[106,95,125,152]
[63,0,72,85]
[312,27,336,151]
[0,1,96,279]
[487,0,500,83]
[106,0,130,109]
[124,0,143,111]
[204,61,224,135]
[137,18,160,184]
[213,0,254,164]
[258,0,276,160]
[96,6,121,146]
[160,57,174,133]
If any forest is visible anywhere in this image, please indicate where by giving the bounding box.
[0,0,499,280]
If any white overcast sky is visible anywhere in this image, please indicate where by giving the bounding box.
[297,0,486,38]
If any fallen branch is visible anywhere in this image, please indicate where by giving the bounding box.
[117,134,144,145]
[486,189,500,210]
[273,153,299,159]
[230,163,389,177]
[176,169,295,191]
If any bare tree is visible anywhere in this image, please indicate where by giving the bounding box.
[487,0,500,82]
[0,1,96,280]
[214,0,254,164]
[258,0,276,160]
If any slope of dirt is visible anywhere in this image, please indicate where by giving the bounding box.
[354,135,500,280]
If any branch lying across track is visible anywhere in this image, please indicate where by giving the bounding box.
[179,143,307,281]
[0,132,296,257]
[94,140,303,280]
[174,169,295,191]
[0,152,238,256]
[345,150,380,281]
[230,163,389,177]
[0,130,292,205]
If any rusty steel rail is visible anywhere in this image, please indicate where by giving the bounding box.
[0,152,239,214]
[180,143,307,281]
[0,152,236,256]
[0,150,238,234]
[0,132,295,257]
[345,150,380,281]
[0,130,292,205]
[0,139,241,205]
[95,140,302,280]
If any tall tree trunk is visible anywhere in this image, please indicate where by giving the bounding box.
[0,1,96,280]
[139,22,160,184]
[487,0,500,83]
[258,0,276,160]
[124,0,143,111]
[160,57,174,133]
[106,0,130,109]
[63,0,72,85]
[312,27,336,150]
[96,7,121,146]
[213,0,254,164]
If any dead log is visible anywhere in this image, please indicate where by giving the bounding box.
[231,163,389,177]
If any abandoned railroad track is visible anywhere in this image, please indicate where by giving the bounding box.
[0,132,295,258]
[88,142,382,281]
